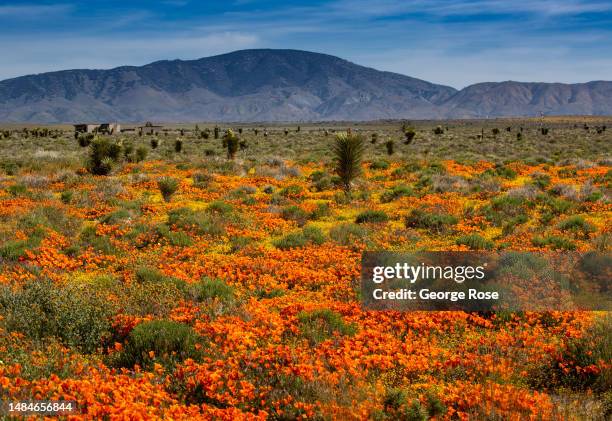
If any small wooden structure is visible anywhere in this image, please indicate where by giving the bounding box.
[138,122,164,135]
[74,123,121,134]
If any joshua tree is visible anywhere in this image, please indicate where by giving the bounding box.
[223,129,239,159]
[371,133,378,144]
[385,140,395,155]
[284,129,289,136]
[404,127,416,144]
[332,132,365,192]
[174,139,183,153]
[214,126,220,139]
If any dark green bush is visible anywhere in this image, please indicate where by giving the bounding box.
[329,223,370,247]
[558,215,595,237]
[0,279,114,354]
[273,225,325,249]
[532,235,576,250]
[297,309,356,345]
[370,160,390,170]
[116,320,203,369]
[355,210,389,224]
[405,209,458,233]
[281,205,309,226]
[191,277,235,304]
[380,184,413,203]
[456,234,494,250]
[167,207,226,236]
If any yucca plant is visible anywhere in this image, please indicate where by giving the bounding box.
[87,137,122,175]
[223,129,239,160]
[332,132,365,192]
[158,177,179,202]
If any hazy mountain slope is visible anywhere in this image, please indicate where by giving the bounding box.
[440,81,612,118]
[0,49,610,123]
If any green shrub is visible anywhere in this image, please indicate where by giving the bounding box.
[158,177,179,202]
[309,202,331,220]
[134,266,186,290]
[167,207,226,236]
[370,160,390,170]
[279,184,304,198]
[7,183,28,196]
[274,225,325,249]
[191,277,235,304]
[116,320,203,369]
[558,215,595,237]
[355,210,389,224]
[60,190,73,204]
[405,209,458,233]
[532,235,576,250]
[297,309,356,345]
[532,173,551,189]
[484,165,517,180]
[0,279,114,354]
[380,184,413,203]
[281,205,309,226]
[136,146,148,162]
[501,214,528,236]
[155,224,193,247]
[332,132,365,192]
[100,208,131,225]
[78,225,117,254]
[329,223,370,247]
[529,315,610,393]
[483,194,532,226]
[77,133,94,147]
[456,234,494,250]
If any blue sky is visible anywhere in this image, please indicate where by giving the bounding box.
[0,0,611,87]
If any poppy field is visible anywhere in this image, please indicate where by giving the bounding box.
[0,119,610,420]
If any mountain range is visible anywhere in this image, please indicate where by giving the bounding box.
[1,49,611,123]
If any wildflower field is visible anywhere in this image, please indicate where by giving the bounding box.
[0,119,610,420]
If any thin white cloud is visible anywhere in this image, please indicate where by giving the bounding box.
[0,3,73,18]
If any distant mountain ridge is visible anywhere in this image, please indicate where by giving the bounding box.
[0,49,611,123]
